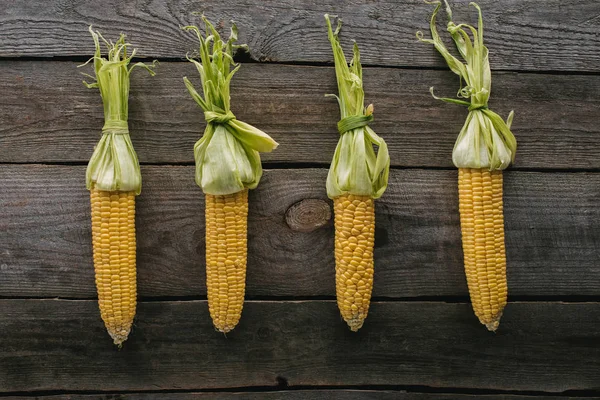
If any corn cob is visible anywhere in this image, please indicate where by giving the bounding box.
[334,194,375,331]
[90,188,137,343]
[325,15,390,331]
[205,189,249,333]
[418,2,516,330]
[183,18,278,332]
[81,27,156,344]
[458,168,507,331]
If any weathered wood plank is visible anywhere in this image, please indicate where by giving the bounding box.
[1,165,599,298]
[0,300,599,392]
[1,62,599,168]
[0,0,599,72]
[4,391,597,399]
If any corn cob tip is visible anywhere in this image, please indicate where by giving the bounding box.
[214,324,236,334]
[483,313,503,332]
[108,327,131,346]
[346,318,365,332]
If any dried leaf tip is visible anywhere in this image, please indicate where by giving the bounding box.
[80,26,157,88]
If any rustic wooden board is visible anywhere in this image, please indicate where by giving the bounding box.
[4,391,597,399]
[1,165,599,299]
[1,0,599,72]
[1,62,599,168]
[1,300,599,393]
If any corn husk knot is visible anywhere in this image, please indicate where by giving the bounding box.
[183,17,278,196]
[102,120,129,134]
[417,1,517,171]
[468,103,487,112]
[205,110,236,125]
[324,14,390,200]
[80,26,156,195]
[337,113,374,135]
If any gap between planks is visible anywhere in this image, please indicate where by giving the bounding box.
[1,297,600,304]
[2,162,600,174]
[0,385,599,399]
[3,55,600,77]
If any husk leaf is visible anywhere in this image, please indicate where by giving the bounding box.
[417,1,517,170]
[183,16,278,195]
[80,26,157,194]
[324,14,390,199]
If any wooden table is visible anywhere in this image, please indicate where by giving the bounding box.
[1,1,599,398]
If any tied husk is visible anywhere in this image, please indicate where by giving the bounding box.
[81,26,157,195]
[324,14,390,200]
[183,16,278,196]
[417,1,517,170]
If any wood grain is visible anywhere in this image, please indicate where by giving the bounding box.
[0,0,599,72]
[0,300,599,393]
[1,62,599,168]
[285,198,331,232]
[1,165,599,299]
[4,392,596,399]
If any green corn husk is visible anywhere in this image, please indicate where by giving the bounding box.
[80,26,157,195]
[183,17,278,196]
[417,1,517,170]
[324,15,390,200]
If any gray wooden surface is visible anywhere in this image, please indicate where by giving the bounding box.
[1,300,599,393]
[1,0,599,72]
[1,0,599,398]
[1,62,599,168]
[5,395,598,400]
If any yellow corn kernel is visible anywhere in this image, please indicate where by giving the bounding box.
[205,189,249,333]
[333,194,375,331]
[90,188,137,345]
[458,168,507,331]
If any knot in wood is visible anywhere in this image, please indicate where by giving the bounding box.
[285,199,331,233]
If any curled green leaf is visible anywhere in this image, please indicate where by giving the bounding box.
[324,14,390,199]
[80,26,157,194]
[183,17,278,195]
[417,1,516,170]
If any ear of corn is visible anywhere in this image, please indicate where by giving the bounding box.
[418,2,516,331]
[205,189,249,332]
[183,18,277,332]
[325,15,390,331]
[90,188,137,344]
[334,194,375,331]
[81,27,156,345]
[458,168,507,331]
